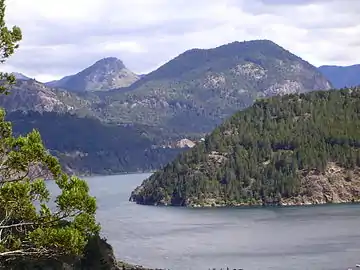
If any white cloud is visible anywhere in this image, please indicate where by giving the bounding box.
[2,0,360,82]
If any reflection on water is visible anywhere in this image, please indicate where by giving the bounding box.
[47,174,360,270]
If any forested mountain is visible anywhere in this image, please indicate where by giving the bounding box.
[2,39,336,175]
[46,57,139,92]
[318,64,360,88]
[6,40,332,137]
[7,111,182,175]
[130,87,360,207]
[101,40,332,133]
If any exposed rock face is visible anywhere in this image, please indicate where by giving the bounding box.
[0,79,95,114]
[175,139,196,148]
[46,57,139,92]
[280,163,360,206]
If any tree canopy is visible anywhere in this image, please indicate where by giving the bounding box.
[0,0,100,267]
[130,87,360,206]
[0,0,22,95]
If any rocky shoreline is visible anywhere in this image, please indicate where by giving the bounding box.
[131,196,360,208]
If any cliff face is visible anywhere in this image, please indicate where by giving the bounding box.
[280,163,360,206]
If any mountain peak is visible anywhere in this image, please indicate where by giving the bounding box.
[45,57,139,92]
[93,57,125,69]
[12,72,31,80]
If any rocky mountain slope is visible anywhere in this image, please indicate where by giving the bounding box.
[318,64,360,88]
[130,87,360,207]
[5,40,332,137]
[0,79,97,116]
[46,57,139,92]
[101,40,332,133]
[12,72,31,80]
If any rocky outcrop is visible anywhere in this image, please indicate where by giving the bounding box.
[1,236,162,270]
[280,163,360,206]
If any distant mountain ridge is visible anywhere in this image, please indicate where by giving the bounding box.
[4,40,333,137]
[45,57,140,92]
[318,64,360,89]
[2,39,336,175]
[102,40,332,133]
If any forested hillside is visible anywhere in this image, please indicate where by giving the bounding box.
[130,87,360,206]
[90,40,332,133]
[7,111,181,175]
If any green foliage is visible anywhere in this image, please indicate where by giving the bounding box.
[130,87,360,206]
[0,2,99,263]
[0,0,22,94]
[0,108,100,263]
[7,111,183,175]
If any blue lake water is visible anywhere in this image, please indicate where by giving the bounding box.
[48,173,360,270]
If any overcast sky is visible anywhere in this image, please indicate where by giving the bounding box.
[2,0,360,82]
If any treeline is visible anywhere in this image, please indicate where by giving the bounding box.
[7,111,182,175]
[131,87,360,205]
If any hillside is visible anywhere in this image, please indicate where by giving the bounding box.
[46,57,139,92]
[4,40,332,138]
[318,64,360,88]
[7,111,182,175]
[0,79,99,116]
[130,87,360,207]
[101,40,332,133]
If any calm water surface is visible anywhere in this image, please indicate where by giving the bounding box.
[49,173,360,270]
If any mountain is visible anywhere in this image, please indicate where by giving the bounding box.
[130,87,360,207]
[318,64,360,88]
[102,40,332,134]
[7,111,182,175]
[0,79,98,116]
[12,72,31,80]
[46,57,139,92]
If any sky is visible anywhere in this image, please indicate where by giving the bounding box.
[2,0,360,82]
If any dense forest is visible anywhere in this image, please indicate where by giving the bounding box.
[7,111,182,175]
[130,87,360,206]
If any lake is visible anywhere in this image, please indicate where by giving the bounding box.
[48,173,360,270]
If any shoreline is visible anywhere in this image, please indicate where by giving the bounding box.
[132,199,360,209]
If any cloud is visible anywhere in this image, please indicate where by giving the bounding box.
[2,0,360,82]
